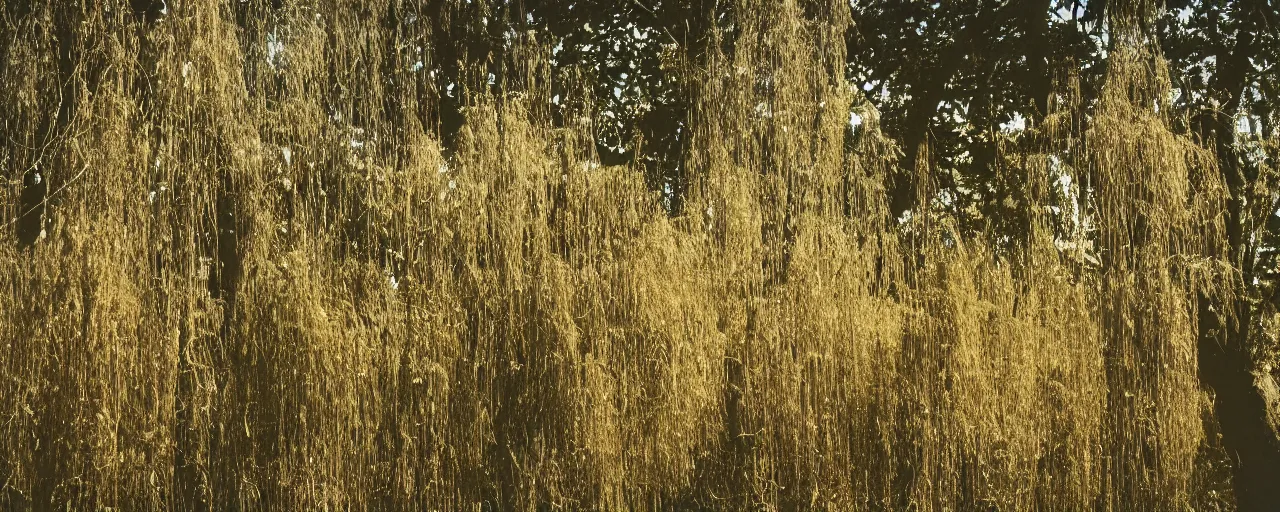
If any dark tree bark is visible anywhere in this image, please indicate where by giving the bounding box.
[1198,299,1280,511]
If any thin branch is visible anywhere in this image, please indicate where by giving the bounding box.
[4,163,89,229]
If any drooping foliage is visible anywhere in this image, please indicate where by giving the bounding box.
[0,0,1270,510]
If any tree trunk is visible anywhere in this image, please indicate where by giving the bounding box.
[1189,1,1280,506]
[1198,298,1280,510]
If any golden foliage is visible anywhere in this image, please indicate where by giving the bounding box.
[0,1,1235,510]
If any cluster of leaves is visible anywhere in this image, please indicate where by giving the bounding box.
[847,1,1108,247]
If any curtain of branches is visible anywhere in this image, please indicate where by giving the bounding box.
[1,0,1277,510]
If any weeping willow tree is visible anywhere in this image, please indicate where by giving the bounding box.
[0,0,1271,510]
